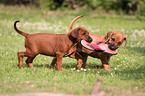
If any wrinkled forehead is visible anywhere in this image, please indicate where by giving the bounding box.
[80,27,89,33]
[112,33,125,41]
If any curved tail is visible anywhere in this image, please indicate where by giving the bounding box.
[14,21,29,37]
[69,15,83,32]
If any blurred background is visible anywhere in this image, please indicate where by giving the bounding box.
[0,0,144,20]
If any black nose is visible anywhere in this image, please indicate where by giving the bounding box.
[87,36,92,43]
[108,44,118,50]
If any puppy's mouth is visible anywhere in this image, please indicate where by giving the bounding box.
[108,43,118,51]
[81,40,117,55]
[86,36,93,43]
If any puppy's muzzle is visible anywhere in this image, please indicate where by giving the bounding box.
[86,36,92,43]
[108,43,118,50]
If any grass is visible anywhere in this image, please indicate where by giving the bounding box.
[0,5,145,96]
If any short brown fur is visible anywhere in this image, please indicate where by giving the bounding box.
[14,20,92,70]
[51,16,127,71]
[70,16,127,71]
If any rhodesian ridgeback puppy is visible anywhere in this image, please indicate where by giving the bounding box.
[51,16,127,71]
[77,31,127,71]
[14,19,92,71]
[70,16,127,71]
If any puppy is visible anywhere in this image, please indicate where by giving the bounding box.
[68,16,127,71]
[50,16,127,71]
[14,19,92,71]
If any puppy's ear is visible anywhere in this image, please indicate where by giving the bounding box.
[124,37,127,48]
[70,28,80,38]
[105,31,114,43]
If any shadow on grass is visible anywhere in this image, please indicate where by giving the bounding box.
[34,64,50,68]
[12,62,145,81]
[28,62,98,69]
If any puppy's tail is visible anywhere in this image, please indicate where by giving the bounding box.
[69,15,83,32]
[14,21,29,37]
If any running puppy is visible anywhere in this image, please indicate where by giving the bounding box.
[14,19,92,71]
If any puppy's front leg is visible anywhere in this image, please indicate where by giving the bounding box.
[79,53,88,68]
[97,63,111,71]
[49,57,57,69]
[70,52,83,69]
[55,51,64,71]
[100,55,111,71]
[103,64,111,71]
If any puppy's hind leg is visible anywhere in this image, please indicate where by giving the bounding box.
[24,49,38,68]
[17,51,25,68]
[25,56,36,68]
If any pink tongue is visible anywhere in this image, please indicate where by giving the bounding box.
[90,41,105,51]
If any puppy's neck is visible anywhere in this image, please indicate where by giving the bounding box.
[69,34,77,44]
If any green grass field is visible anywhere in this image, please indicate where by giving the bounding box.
[0,5,145,96]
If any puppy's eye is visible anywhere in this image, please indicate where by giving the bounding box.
[118,42,121,45]
[82,33,86,35]
[111,38,115,41]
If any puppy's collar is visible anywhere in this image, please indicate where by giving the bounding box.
[69,34,77,44]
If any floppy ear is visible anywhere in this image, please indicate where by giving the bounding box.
[70,28,80,38]
[105,31,114,43]
[124,37,127,48]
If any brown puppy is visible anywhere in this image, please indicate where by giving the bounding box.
[69,16,127,71]
[51,16,127,71]
[77,31,127,71]
[14,19,92,71]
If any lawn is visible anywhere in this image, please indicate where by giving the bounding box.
[0,5,145,96]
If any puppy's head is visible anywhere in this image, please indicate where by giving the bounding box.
[70,26,92,43]
[105,31,127,50]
